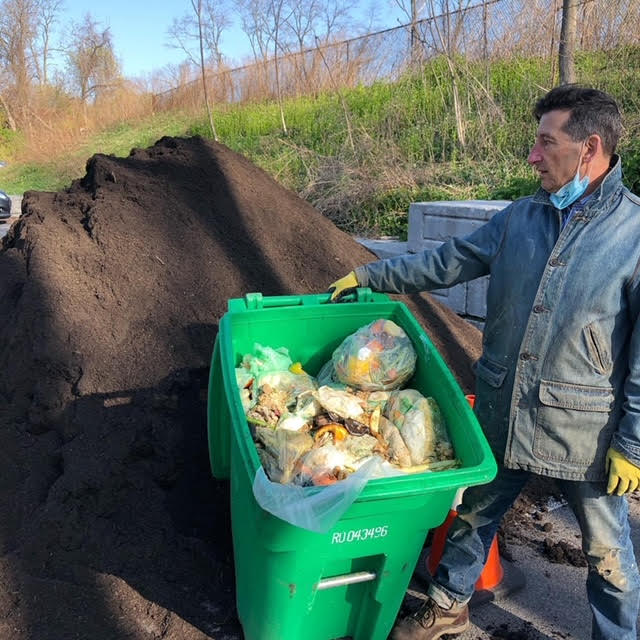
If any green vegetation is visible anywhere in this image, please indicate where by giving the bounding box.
[3,47,640,236]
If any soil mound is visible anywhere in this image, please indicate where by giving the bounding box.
[0,136,481,639]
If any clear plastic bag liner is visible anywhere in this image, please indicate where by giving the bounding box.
[252,456,386,533]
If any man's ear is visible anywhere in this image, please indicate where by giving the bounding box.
[583,133,602,162]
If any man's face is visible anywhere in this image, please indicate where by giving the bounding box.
[527,109,584,193]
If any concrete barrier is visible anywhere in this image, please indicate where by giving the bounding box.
[357,199,512,327]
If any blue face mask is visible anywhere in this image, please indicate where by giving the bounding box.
[549,169,590,209]
[549,144,590,209]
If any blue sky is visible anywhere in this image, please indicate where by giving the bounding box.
[60,0,403,78]
[61,0,197,77]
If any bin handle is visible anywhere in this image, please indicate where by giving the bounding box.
[316,570,377,590]
[240,288,379,310]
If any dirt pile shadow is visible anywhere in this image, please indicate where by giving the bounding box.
[0,136,485,638]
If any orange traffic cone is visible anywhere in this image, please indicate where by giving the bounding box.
[425,394,505,593]
[426,508,504,590]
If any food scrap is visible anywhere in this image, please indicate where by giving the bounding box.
[237,321,460,487]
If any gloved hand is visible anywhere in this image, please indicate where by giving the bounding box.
[328,271,359,301]
[606,447,640,495]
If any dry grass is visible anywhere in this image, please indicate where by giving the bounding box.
[15,84,153,165]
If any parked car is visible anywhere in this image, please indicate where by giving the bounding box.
[0,190,11,219]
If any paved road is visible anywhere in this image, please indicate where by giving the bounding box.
[436,497,640,639]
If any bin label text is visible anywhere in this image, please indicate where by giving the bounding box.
[331,526,388,544]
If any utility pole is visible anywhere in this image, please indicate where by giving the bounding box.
[559,0,577,84]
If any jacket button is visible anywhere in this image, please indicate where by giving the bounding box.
[533,305,545,313]
[520,352,531,360]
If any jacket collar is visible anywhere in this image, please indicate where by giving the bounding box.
[531,154,623,215]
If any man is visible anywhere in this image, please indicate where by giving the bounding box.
[329,85,640,640]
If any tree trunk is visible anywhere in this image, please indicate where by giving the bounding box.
[410,0,419,66]
[0,93,17,131]
[273,0,287,136]
[194,0,218,141]
[549,0,559,85]
[559,0,577,84]
[482,0,489,89]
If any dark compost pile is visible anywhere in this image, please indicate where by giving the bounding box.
[0,136,487,639]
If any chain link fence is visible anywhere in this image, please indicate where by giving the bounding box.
[152,0,640,113]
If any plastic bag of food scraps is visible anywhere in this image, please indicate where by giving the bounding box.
[242,342,450,532]
[250,378,390,532]
[315,359,347,390]
[241,343,293,376]
[251,385,378,485]
[235,343,295,412]
[242,368,317,428]
[384,389,457,468]
[331,319,417,391]
[253,426,315,484]
[253,415,387,533]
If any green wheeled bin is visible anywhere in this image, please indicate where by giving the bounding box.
[207,290,497,640]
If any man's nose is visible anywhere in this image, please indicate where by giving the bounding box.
[528,144,542,165]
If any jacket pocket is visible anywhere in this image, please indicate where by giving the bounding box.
[474,355,509,452]
[534,379,615,464]
[474,355,508,388]
[583,322,612,374]
[538,379,614,411]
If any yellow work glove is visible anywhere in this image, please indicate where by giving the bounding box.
[328,271,359,302]
[606,447,640,496]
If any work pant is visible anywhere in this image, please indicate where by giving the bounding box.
[427,464,640,640]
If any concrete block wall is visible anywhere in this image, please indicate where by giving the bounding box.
[407,200,511,321]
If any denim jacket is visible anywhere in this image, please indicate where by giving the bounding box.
[356,157,640,480]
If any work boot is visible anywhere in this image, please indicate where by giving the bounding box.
[390,596,469,640]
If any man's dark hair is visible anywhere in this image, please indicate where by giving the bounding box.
[534,85,623,156]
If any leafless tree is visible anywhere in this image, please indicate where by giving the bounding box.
[237,0,273,63]
[392,0,422,63]
[32,0,63,85]
[559,0,576,84]
[148,61,197,95]
[315,0,357,43]
[0,0,64,131]
[256,0,355,95]
[65,13,120,103]
[271,0,288,133]
[282,0,321,53]
[167,0,230,69]
[190,0,218,140]
[201,0,230,67]
[0,70,17,129]
[236,0,291,131]
[0,0,38,118]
